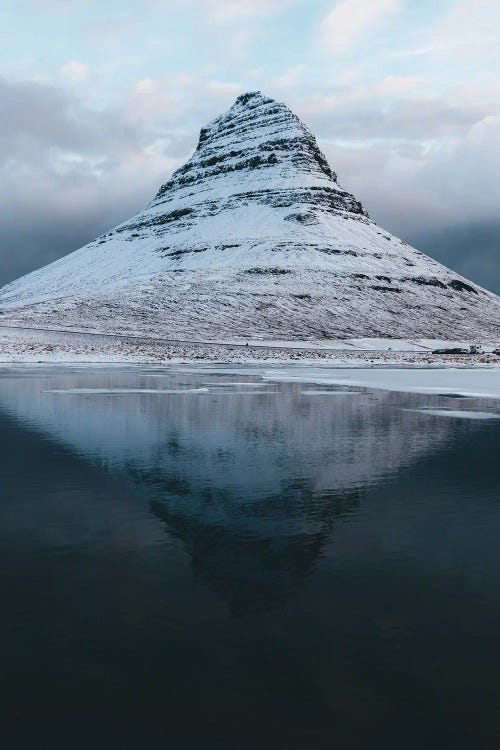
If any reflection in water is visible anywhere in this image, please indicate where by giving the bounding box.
[0,367,499,748]
[0,368,457,613]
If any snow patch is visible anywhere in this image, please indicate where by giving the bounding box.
[45,388,210,395]
[404,408,500,420]
[300,389,360,395]
[262,367,500,399]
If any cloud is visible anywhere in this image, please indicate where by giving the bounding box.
[374,75,422,97]
[269,65,306,89]
[60,61,91,85]
[194,0,297,59]
[320,0,401,55]
[0,74,187,286]
[320,114,500,236]
[434,0,500,50]
[0,78,89,161]
[387,0,500,72]
[0,72,248,286]
[410,221,500,296]
[296,83,489,142]
[200,0,290,25]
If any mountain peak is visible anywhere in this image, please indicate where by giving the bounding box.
[233,90,270,107]
[154,90,352,211]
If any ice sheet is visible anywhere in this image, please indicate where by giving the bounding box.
[262,368,500,399]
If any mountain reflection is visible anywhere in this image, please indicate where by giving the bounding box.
[0,368,459,613]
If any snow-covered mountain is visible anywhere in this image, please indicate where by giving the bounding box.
[1,91,499,340]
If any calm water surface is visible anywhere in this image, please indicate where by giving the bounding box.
[1,366,499,749]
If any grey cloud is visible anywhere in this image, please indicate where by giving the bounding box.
[0,216,111,288]
[0,77,152,163]
[321,133,500,294]
[408,222,500,296]
[0,75,256,290]
[295,91,491,142]
[0,76,200,287]
[321,111,500,234]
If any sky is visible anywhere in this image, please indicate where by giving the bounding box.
[1,0,499,293]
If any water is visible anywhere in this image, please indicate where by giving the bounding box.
[1,366,499,749]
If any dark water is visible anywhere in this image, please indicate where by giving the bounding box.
[0,366,499,749]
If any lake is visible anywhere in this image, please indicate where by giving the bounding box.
[1,365,499,749]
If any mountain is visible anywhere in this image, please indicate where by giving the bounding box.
[1,90,499,340]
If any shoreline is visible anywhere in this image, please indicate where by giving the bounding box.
[1,324,499,367]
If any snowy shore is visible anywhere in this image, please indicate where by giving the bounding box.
[1,324,499,369]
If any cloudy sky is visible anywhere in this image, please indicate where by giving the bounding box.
[1,0,499,293]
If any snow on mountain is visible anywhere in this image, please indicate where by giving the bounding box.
[1,90,499,340]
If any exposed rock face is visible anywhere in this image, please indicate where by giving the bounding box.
[1,91,499,340]
[150,90,366,221]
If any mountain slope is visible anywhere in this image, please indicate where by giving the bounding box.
[1,91,499,340]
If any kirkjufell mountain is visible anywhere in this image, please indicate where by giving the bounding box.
[1,90,499,340]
